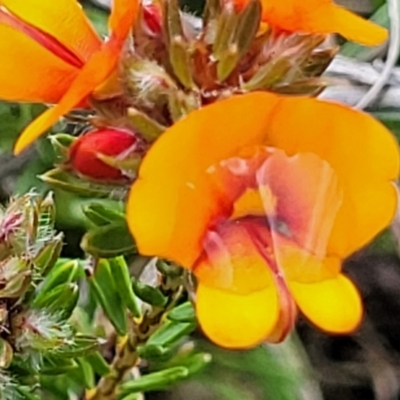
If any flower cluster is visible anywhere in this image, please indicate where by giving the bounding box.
[0,0,398,350]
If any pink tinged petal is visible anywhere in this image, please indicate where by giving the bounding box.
[194,219,296,347]
[256,150,343,258]
[267,273,297,343]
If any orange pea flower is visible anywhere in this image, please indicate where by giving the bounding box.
[234,0,388,46]
[127,92,399,349]
[0,0,137,155]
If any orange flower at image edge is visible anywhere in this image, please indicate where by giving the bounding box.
[0,0,137,155]
[240,0,388,45]
[127,92,399,349]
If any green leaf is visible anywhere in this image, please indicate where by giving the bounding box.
[48,133,76,161]
[131,279,168,307]
[147,320,196,347]
[40,168,123,198]
[119,366,189,395]
[15,387,42,400]
[34,259,83,305]
[32,282,79,318]
[76,358,96,389]
[83,202,125,227]
[167,302,196,323]
[119,394,142,400]
[41,356,79,375]
[56,335,102,358]
[81,221,136,258]
[33,233,63,276]
[156,260,183,278]
[180,352,212,375]
[89,259,128,335]
[83,3,109,36]
[84,351,111,376]
[109,257,141,317]
[137,344,172,361]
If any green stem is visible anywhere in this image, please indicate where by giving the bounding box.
[90,274,183,400]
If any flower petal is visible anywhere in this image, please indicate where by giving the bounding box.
[308,3,388,46]
[257,0,387,45]
[289,274,363,333]
[0,24,78,103]
[256,150,343,258]
[194,219,275,293]
[127,93,281,267]
[13,0,137,155]
[1,0,101,62]
[194,218,280,348]
[13,39,122,155]
[276,238,342,283]
[196,282,279,349]
[128,93,398,266]
[109,0,139,41]
[265,96,399,256]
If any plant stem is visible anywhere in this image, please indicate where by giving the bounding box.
[90,306,166,400]
[90,273,183,400]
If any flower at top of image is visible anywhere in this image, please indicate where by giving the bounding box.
[234,0,388,45]
[127,92,399,349]
[3,0,389,159]
[0,0,137,155]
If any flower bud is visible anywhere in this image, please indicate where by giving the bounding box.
[141,3,162,37]
[68,128,138,181]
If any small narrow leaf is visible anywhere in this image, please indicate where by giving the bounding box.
[147,320,196,347]
[85,351,111,376]
[109,257,141,318]
[131,278,167,307]
[40,168,117,198]
[34,259,82,305]
[128,108,167,142]
[167,302,196,323]
[119,366,189,395]
[33,233,63,275]
[32,283,79,318]
[89,259,128,335]
[81,221,136,258]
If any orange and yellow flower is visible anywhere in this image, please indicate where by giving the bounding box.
[127,92,399,349]
[234,0,388,46]
[0,0,137,155]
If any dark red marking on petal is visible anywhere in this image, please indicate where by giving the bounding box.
[0,6,84,68]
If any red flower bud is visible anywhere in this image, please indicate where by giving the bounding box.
[142,3,162,37]
[68,128,138,181]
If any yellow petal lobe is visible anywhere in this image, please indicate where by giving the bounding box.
[289,274,363,333]
[196,282,279,349]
